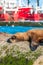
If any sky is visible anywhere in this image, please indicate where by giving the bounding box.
[24,0,43,8]
[30,0,43,8]
[0,0,43,8]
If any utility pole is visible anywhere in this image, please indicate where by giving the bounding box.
[28,0,30,5]
[37,0,39,6]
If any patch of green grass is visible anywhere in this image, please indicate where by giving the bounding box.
[33,52,41,59]
[0,22,43,26]
[2,45,8,50]
[0,55,33,65]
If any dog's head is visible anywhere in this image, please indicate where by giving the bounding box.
[7,33,24,43]
[7,35,17,43]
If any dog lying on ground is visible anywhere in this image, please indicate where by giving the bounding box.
[7,29,43,51]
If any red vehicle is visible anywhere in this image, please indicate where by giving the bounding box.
[13,7,42,22]
[0,7,5,21]
[0,6,43,22]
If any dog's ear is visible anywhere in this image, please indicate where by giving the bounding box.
[31,32,38,39]
[31,32,36,36]
[11,35,16,40]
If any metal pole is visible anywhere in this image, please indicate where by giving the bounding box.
[37,0,39,6]
[28,0,29,5]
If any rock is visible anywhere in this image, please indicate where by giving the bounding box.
[33,56,43,65]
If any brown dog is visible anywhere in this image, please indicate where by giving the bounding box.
[7,29,43,51]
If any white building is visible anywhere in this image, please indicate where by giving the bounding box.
[0,0,28,13]
[0,0,43,14]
